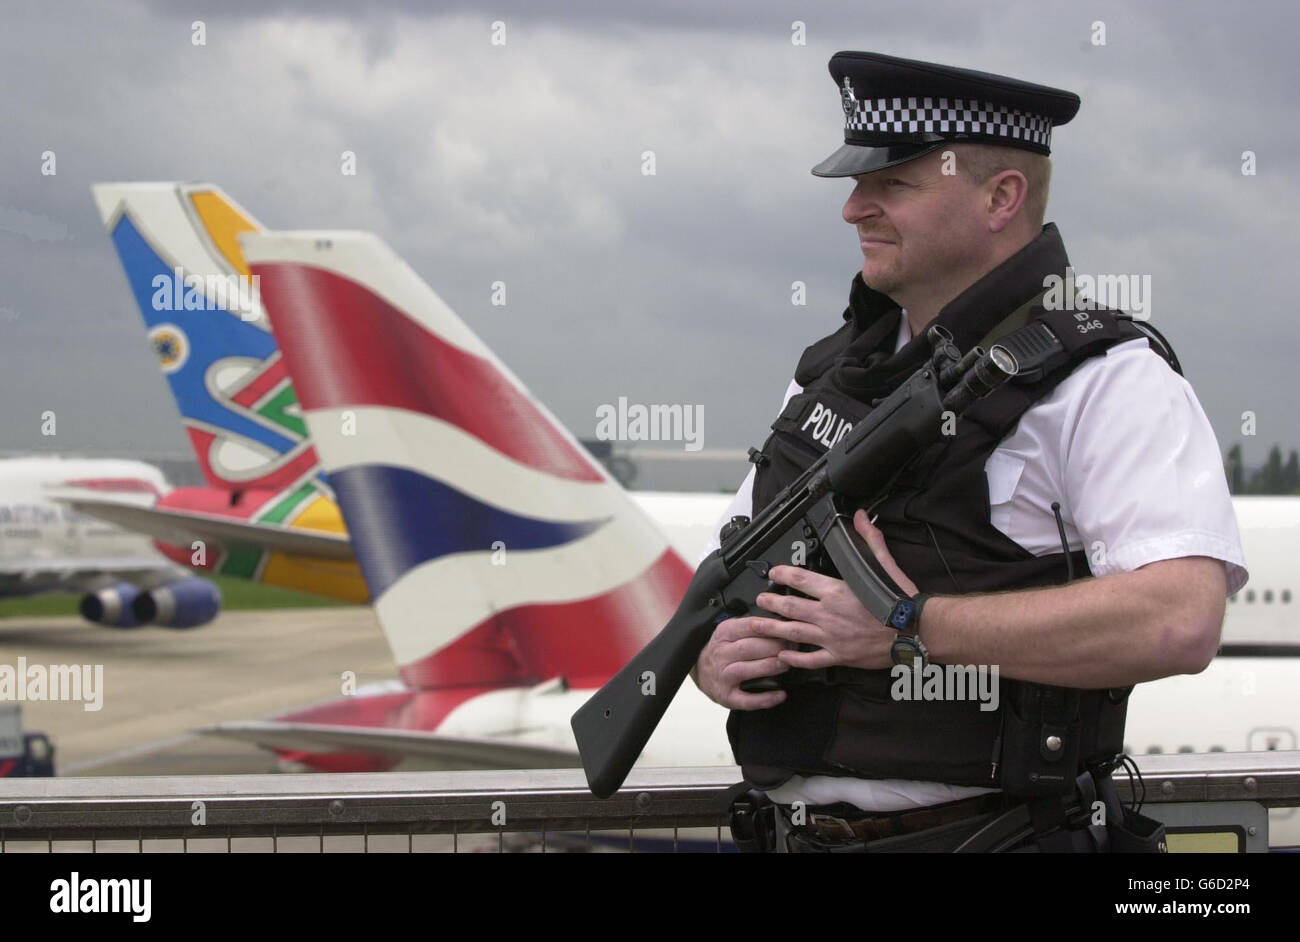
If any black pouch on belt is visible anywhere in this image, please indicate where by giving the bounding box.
[1108,809,1168,853]
[999,680,1082,797]
[728,789,778,853]
[1096,768,1168,853]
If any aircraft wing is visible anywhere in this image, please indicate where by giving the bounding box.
[49,493,355,562]
[201,721,581,770]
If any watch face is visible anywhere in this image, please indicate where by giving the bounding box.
[891,636,921,668]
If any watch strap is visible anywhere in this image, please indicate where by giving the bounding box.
[911,592,932,634]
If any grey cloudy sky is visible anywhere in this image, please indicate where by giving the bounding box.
[1,0,1296,469]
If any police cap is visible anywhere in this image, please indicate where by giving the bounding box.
[811,50,1081,177]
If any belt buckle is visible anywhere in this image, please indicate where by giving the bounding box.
[808,812,860,840]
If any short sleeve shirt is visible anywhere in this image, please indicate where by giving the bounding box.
[702,317,1249,811]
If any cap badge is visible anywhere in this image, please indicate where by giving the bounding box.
[840,76,857,116]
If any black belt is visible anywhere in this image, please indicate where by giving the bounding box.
[795,792,1008,842]
[728,788,1009,853]
[729,766,1167,853]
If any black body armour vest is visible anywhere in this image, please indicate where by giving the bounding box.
[730,224,1177,789]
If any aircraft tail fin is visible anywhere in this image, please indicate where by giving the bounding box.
[242,231,693,690]
[92,183,323,494]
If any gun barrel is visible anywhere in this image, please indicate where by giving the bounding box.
[941,345,1018,414]
[939,344,985,388]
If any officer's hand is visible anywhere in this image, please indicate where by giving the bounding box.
[852,509,919,596]
[694,615,789,711]
[754,509,920,672]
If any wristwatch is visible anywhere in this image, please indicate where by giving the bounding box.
[888,593,931,669]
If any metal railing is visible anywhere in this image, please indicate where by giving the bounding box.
[1,751,1297,852]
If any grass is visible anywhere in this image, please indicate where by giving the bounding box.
[0,575,354,618]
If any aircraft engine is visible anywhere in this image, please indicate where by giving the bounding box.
[78,582,144,628]
[132,577,222,629]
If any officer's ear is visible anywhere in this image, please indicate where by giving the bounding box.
[984,169,1029,234]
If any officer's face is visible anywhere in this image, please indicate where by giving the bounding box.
[842,150,987,299]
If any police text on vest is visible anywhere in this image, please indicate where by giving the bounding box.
[801,402,853,449]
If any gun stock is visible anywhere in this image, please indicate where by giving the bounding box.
[570,554,730,798]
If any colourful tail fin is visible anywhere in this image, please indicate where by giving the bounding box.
[243,231,693,690]
[92,183,323,494]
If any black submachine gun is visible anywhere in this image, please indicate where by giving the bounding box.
[572,325,1019,798]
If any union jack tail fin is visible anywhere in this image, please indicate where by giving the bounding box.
[242,231,693,690]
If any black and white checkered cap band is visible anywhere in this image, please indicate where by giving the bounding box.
[844,96,1053,148]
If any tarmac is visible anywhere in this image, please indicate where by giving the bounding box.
[0,608,395,776]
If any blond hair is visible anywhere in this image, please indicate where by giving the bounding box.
[952,142,1053,229]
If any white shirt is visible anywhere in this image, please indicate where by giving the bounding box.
[702,315,1249,811]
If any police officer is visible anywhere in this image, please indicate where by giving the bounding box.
[692,51,1249,852]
